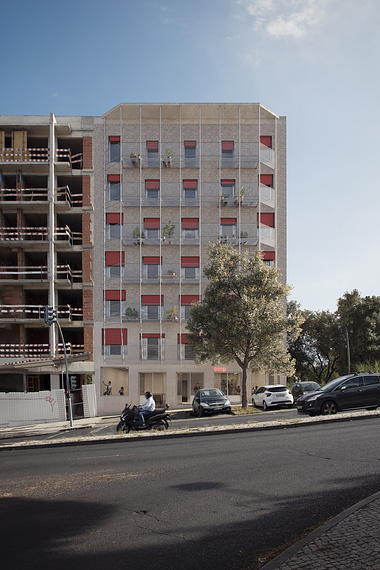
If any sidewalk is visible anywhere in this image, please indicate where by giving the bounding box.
[260,491,380,570]
[1,410,379,570]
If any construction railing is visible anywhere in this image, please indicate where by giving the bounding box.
[0,227,48,241]
[55,185,83,207]
[0,304,83,321]
[0,266,48,280]
[0,188,49,202]
[54,226,82,246]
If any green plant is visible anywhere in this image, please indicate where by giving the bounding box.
[165,147,173,157]
[240,231,248,239]
[132,226,145,239]
[125,307,138,318]
[163,222,175,238]
[165,305,178,320]
[130,151,140,158]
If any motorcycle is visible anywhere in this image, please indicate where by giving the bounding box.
[116,403,171,433]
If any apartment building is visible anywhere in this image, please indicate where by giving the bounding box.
[0,103,286,419]
[93,103,286,415]
[0,114,95,417]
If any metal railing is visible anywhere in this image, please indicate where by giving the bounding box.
[0,227,48,241]
[0,266,48,280]
[0,304,83,321]
[0,188,48,202]
[55,185,83,207]
[54,226,82,246]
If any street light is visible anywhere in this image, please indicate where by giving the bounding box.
[44,305,73,427]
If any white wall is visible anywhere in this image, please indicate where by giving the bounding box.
[0,390,66,427]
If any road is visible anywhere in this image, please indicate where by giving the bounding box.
[1,417,379,570]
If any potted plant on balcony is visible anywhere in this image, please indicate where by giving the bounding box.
[221,193,229,205]
[234,187,245,204]
[130,151,141,166]
[165,305,178,321]
[125,307,139,319]
[133,226,145,244]
[162,147,173,167]
[162,222,175,244]
[240,230,248,244]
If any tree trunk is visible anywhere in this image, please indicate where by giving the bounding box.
[241,364,248,408]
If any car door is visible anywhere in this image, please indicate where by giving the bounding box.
[334,376,363,410]
[254,387,265,407]
[361,375,380,407]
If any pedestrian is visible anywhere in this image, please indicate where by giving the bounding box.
[118,386,125,395]
[103,380,112,395]
[194,383,200,392]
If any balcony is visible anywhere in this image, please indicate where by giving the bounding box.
[259,226,276,247]
[260,185,275,207]
[0,148,83,169]
[0,265,48,281]
[54,226,82,247]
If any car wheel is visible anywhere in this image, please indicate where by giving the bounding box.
[321,401,338,415]
[252,400,258,408]
[366,406,377,411]
[197,407,203,417]
[263,401,268,411]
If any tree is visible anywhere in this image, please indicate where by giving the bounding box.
[186,244,303,408]
[287,302,342,384]
[337,290,380,373]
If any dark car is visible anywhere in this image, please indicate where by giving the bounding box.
[192,388,231,417]
[296,373,380,416]
[292,381,321,401]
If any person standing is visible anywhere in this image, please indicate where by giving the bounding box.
[103,380,112,395]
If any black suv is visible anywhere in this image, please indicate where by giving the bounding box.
[296,373,380,416]
[292,381,321,401]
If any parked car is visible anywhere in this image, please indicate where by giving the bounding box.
[292,381,321,401]
[296,373,380,416]
[252,385,293,411]
[192,388,231,417]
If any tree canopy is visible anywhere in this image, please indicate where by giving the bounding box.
[288,290,380,384]
[186,244,302,407]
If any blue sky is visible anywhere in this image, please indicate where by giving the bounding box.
[2,0,380,312]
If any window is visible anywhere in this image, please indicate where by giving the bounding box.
[363,376,380,386]
[141,295,163,320]
[183,179,198,200]
[145,179,160,199]
[109,136,121,162]
[178,334,195,360]
[108,174,120,201]
[222,141,234,167]
[140,372,165,403]
[220,217,236,238]
[104,290,126,317]
[140,336,165,361]
[180,295,199,319]
[144,218,160,238]
[181,218,199,239]
[184,141,196,167]
[143,256,162,280]
[216,372,240,396]
[260,174,273,187]
[181,257,200,280]
[260,136,272,149]
[221,179,235,199]
[102,328,127,356]
[146,141,159,166]
[257,213,274,227]
[106,213,123,240]
[105,251,125,278]
[262,251,275,267]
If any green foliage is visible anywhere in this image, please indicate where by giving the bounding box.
[162,222,175,237]
[186,244,302,407]
[288,290,380,382]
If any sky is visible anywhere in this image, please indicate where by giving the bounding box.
[2,0,380,312]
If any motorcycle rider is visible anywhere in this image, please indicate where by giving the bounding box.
[137,391,155,427]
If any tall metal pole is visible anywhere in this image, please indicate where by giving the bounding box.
[56,320,73,427]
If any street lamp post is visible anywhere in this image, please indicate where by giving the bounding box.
[44,305,73,427]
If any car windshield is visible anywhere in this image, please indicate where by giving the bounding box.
[319,375,352,392]
[304,383,320,391]
[266,386,287,393]
[200,389,224,398]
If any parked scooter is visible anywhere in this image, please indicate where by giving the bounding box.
[116,403,171,433]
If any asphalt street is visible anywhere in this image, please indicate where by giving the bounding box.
[1,417,379,570]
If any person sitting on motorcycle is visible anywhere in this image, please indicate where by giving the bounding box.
[137,391,155,427]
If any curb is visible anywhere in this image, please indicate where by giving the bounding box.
[0,409,379,451]
[259,490,380,570]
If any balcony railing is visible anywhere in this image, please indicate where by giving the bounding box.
[0,304,83,321]
[55,265,83,283]
[55,185,83,207]
[0,148,83,168]
[0,188,48,202]
[0,342,84,358]
[0,227,48,241]
[0,266,48,280]
[54,226,82,246]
